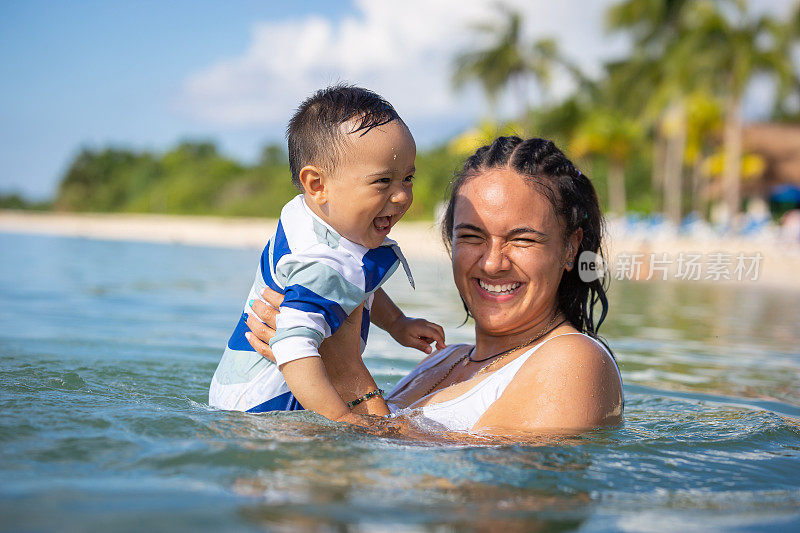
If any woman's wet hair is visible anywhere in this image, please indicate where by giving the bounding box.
[442,136,610,339]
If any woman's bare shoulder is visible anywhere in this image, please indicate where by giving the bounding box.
[473,332,622,434]
[518,332,621,419]
[525,332,617,376]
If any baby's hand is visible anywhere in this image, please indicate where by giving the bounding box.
[388,316,446,354]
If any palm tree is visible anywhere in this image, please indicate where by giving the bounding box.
[453,6,568,119]
[604,0,703,224]
[684,2,796,224]
[603,0,798,225]
[602,42,695,224]
[606,0,693,47]
[453,7,529,115]
[602,53,666,201]
[684,92,723,217]
[571,109,642,215]
[769,2,800,119]
[526,37,559,106]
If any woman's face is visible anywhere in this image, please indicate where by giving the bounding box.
[451,168,577,339]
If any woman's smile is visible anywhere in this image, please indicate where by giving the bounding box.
[474,278,523,299]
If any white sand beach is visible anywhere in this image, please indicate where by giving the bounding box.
[0,210,448,258]
[2,209,800,290]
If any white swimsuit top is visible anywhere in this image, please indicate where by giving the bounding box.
[386,332,621,432]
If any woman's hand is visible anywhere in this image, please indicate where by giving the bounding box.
[244,289,283,363]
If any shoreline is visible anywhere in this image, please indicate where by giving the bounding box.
[0,209,448,258]
[3,209,800,290]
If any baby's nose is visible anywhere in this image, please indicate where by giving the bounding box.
[391,187,410,204]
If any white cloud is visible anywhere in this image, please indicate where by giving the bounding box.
[176,0,629,133]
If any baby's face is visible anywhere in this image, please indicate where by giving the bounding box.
[323,119,416,248]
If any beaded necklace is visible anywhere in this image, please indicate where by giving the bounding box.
[421,314,566,398]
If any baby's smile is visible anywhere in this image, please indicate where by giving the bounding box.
[373,215,393,232]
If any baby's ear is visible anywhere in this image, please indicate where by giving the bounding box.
[299,165,327,205]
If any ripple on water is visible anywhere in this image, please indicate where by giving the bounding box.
[2,234,800,531]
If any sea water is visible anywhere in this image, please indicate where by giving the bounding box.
[1,232,798,531]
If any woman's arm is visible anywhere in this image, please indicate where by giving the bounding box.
[472,334,623,435]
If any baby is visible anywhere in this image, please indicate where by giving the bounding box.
[209,85,445,420]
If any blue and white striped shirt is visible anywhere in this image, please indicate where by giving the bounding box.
[209,195,413,412]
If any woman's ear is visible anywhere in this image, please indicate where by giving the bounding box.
[299,165,327,205]
[564,227,583,271]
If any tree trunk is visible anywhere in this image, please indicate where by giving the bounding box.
[608,161,627,215]
[691,155,708,219]
[513,76,529,123]
[652,129,665,196]
[663,103,687,226]
[722,93,743,226]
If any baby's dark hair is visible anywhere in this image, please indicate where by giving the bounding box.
[286,84,401,191]
[442,136,611,340]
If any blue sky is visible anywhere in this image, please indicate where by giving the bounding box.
[1,1,358,199]
[0,0,792,200]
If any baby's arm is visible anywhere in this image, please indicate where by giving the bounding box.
[371,288,446,354]
[270,308,362,422]
[279,356,362,424]
[271,250,376,423]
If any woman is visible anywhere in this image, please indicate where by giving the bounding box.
[245,137,623,435]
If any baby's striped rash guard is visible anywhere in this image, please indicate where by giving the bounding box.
[208,195,413,412]
[267,196,414,366]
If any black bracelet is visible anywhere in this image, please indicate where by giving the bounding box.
[346,388,385,409]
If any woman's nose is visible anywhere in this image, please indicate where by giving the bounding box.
[481,242,510,273]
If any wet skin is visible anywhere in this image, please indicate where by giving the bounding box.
[451,168,579,357]
[300,119,416,249]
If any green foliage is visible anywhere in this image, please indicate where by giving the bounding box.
[44,0,798,222]
[0,193,51,210]
[452,7,528,110]
[408,146,464,219]
[55,141,286,216]
[452,6,574,115]
[51,140,467,219]
[525,97,589,147]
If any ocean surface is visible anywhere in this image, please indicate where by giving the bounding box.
[1,232,799,531]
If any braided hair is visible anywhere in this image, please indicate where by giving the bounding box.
[442,136,610,339]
